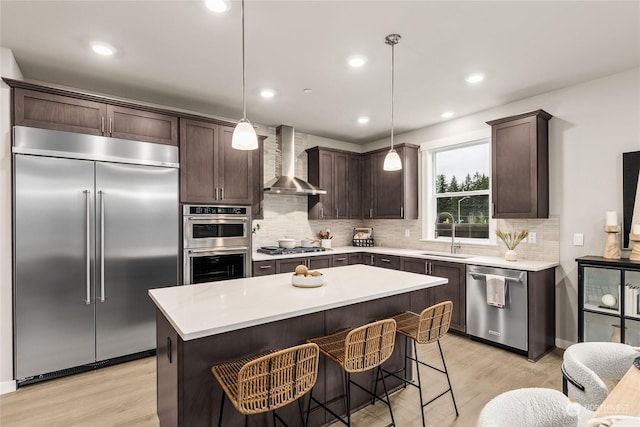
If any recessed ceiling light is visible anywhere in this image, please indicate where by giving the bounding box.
[348,56,367,68]
[357,116,370,124]
[205,0,230,13]
[441,111,454,119]
[260,89,275,98]
[465,73,484,84]
[91,42,115,56]
[303,88,313,94]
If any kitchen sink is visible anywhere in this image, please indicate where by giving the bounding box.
[419,251,475,259]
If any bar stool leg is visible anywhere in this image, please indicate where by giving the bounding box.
[377,366,396,426]
[345,371,352,427]
[218,393,225,427]
[437,340,458,416]
[413,341,426,427]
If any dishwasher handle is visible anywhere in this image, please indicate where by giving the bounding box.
[469,272,525,283]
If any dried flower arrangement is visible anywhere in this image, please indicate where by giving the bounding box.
[495,229,529,250]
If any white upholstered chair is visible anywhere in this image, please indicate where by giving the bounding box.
[478,388,593,427]
[561,342,640,410]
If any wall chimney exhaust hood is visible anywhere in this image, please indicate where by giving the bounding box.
[263,125,327,195]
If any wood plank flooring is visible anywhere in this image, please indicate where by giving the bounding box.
[0,334,563,427]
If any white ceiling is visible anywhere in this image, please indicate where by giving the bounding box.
[1,1,639,144]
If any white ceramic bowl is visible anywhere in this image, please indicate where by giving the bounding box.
[291,273,324,288]
[278,238,296,249]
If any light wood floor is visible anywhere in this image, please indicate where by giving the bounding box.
[0,334,563,427]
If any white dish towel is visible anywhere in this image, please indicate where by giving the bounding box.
[486,274,506,308]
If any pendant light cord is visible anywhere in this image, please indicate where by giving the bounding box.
[241,0,247,120]
[390,40,395,151]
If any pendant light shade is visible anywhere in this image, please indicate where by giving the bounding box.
[232,0,258,150]
[383,148,402,171]
[232,118,258,150]
[383,33,402,171]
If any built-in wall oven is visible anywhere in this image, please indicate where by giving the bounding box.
[183,205,251,285]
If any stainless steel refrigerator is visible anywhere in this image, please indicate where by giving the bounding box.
[13,126,179,384]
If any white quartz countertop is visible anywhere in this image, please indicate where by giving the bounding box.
[149,265,447,341]
[253,246,558,272]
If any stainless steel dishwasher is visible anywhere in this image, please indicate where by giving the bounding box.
[466,265,528,352]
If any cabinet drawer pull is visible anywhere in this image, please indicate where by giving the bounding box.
[259,265,272,269]
[336,257,346,261]
[381,258,391,263]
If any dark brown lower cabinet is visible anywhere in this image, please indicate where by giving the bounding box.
[401,257,466,333]
[252,260,276,276]
[276,255,331,273]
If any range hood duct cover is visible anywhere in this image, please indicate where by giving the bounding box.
[263,125,327,195]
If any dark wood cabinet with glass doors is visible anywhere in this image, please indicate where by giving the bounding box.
[577,256,640,346]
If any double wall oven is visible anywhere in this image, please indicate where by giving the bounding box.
[183,205,251,285]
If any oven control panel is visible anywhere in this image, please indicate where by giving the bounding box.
[184,205,248,216]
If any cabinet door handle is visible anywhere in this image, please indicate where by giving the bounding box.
[259,265,272,269]
[221,187,224,200]
[167,337,172,364]
[101,117,105,134]
[400,207,404,218]
[321,207,323,219]
[215,188,219,200]
[109,118,113,136]
[370,255,374,265]
[336,208,339,218]
[369,208,373,218]
[424,262,428,275]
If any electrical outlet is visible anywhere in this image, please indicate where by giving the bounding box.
[573,233,584,246]
[528,231,537,244]
[404,229,410,237]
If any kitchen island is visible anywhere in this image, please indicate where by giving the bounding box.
[149,264,447,427]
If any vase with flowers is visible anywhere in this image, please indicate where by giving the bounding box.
[495,229,529,261]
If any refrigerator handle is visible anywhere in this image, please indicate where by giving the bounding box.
[84,190,91,304]
[99,190,105,302]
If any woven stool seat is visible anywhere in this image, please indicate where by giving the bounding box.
[305,319,397,426]
[211,343,319,425]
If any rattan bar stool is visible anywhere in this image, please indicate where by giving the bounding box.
[306,319,397,427]
[382,301,458,427]
[211,342,319,427]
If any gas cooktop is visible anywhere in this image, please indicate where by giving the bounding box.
[257,246,327,255]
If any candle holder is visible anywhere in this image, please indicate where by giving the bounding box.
[603,225,621,259]
[630,233,640,262]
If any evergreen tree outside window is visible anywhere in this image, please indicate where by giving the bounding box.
[433,141,490,240]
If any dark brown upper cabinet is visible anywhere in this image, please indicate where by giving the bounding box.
[487,109,552,218]
[363,144,419,219]
[307,147,357,220]
[14,88,178,145]
[252,136,265,219]
[180,120,253,205]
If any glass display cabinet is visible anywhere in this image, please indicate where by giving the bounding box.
[577,256,640,345]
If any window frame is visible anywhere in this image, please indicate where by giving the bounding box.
[420,130,496,246]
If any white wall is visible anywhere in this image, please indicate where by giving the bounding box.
[365,67,640,346]
[0,48,23,393]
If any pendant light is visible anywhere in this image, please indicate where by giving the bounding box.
[383,33,402,171]
[232,0,258,150]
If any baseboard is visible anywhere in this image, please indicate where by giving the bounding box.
[0,379,16,394]
[555,338,575,350]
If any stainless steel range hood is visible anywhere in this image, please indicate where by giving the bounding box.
[263,125,327,195]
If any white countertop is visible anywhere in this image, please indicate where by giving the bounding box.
[253,246,558,272]
[149,265,447,341]
[149,264,447,341]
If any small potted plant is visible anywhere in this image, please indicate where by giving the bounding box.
[495,229,528,261]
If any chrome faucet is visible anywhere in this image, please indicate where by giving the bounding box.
[436,212,460,254]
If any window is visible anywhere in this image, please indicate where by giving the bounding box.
[431,140,490,241]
